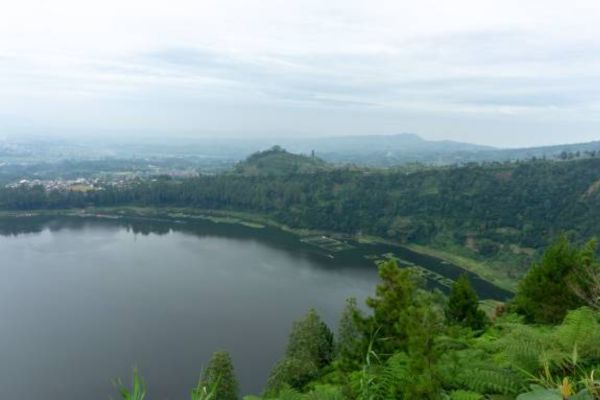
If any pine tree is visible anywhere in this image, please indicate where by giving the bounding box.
[404,296,445,399]
[446,274,488,330]
[360,260,422,356]
[200,351,239,400]
[336,297,363,369]
[265,309,334,394]
[354,262,445,399]
[285,308,334,368]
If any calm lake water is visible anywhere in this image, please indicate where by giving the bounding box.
[0,216,510,399]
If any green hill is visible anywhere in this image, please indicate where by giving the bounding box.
[232,146,330,176]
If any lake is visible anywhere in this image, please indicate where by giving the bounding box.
[0,216,510,399]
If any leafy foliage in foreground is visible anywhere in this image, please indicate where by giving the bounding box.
[514,237,597,323]
[256,237,600,400]
[114,368,146,400]
[115,352,233,400]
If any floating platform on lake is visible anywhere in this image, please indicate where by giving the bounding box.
[374,253,455,288]
[301,235,354,252]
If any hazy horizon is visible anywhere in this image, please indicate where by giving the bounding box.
[1,0,600,147]
[2,130,599,151]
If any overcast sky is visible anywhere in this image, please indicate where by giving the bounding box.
[1,0,599,147]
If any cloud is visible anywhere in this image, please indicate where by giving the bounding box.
[0,0,599,146]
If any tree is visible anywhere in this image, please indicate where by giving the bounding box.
[446,274,488,330]
[201,351,239,400]
[266,309,334,394]
[352,263,445,399]
[514,236,588,324]
[336,297,363,369]
[285,308,334,368]
[403,296,445,399]
[567,240,600,312]
[360,260,422,357]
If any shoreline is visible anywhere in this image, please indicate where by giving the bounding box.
[0,206,516,293]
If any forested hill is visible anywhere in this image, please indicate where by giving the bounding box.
[2,156,600,280]
[232,146,330,176]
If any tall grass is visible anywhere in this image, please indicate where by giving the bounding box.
[115,369,219,400]
[114,368,146,400]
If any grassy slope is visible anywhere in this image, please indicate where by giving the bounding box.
[404,243,517,292]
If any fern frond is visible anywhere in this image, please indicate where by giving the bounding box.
[555,307,600,360]
[458,367,523,395]
[448,390,484,400]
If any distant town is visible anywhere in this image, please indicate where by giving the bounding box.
[6,178,100,192]
[4,169,201,192]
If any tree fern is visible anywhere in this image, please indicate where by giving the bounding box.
[457,367,523,395]
[554,307,600,360]
[490,324,553,374]
[377,352,411,398]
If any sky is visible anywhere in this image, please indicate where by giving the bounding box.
[1,0,599,147]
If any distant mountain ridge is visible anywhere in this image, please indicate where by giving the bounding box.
[492,140,600,160]
[280,133,494,166]
[279,133,600,166]
[287,133,493,152]
[3,133,600,168]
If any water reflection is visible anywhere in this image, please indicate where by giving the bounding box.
[0,216,378,399]
[0,216,511,399]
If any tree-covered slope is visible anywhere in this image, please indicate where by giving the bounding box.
[2,157,600,280]
[232,146,330,176]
